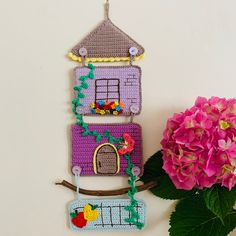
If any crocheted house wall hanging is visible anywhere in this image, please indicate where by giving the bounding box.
[56,2,236,235]
[57,0,146,231]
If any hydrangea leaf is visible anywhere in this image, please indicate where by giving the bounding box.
[150,175,196,200]
[140,151,196,200]
[139,150,166,182]
[169,195,236,236]
[203,185,236,223]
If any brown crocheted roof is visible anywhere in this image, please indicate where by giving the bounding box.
[69,19,145,62]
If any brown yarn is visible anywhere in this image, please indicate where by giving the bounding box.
[71,19,145,59]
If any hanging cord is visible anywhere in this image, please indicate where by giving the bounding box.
[105,0,110,20]
[72,166,82,200]
[130,113,134,123]
[129,55,135,66]
[81,56,86,67]
[78,47,88,67]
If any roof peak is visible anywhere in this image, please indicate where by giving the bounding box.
[69,18,145,63]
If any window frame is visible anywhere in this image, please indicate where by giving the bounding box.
[95,79,120,102]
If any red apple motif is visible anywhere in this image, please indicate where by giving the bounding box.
[71,212,87,228]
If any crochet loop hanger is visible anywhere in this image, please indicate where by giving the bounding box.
[105,0,110,20]
[72,166,82,200]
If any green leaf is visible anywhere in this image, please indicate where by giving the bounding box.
[150,175,196,200]
[71,99,78,105]
[79,76,87,82]
[72,107,76,113]
[76,114,82,120]
[91,204,99,210]
[88,63,95,70]
[140,150,196,200]
[203,185,236,223]
[169,195,236,236]
[92,130,98,136]
[81,123,88,128]
[70,212,77,218]
[140,150,166,183]
[109,137,114,144]
[73,86,82,92]
[88,72,95,79]
[96,135,102,142]
[103,130,110,137]
[78,93,85,98]
[81,82,89,89]
[82,131,90,137]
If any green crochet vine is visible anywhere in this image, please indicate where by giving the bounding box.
[124,154,144,229]
[72,63,144,229]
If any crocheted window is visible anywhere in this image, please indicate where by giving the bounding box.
[95,79,120,102]
[93,143,120,175]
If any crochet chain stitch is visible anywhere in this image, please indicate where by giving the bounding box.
[71,64,144,229]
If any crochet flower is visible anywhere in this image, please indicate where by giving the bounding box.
[118,133,135,155]
[161,96,236,190]
[90,100,124,115]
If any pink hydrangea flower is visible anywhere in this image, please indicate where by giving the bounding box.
[161,96,236,190]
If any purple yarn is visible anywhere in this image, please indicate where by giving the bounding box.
[71,123,143,176]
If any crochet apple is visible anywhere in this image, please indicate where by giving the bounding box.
[70,204,100,228]
[71,212,87,228]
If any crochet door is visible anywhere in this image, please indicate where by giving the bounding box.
[67,1,146,231]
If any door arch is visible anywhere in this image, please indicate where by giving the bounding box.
[93,143,120,175]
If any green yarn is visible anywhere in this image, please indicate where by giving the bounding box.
[124,154,144,229]
[81,82,89,89]
[72,64,143,229]
[79,76,87,82]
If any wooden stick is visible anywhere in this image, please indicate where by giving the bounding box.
[55,180,157,196]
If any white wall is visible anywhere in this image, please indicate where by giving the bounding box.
[0,0,235,235]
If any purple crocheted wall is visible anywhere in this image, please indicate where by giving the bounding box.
[71,123,143,176]
[74,66,142,116]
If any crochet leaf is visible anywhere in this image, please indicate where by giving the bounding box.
[70,212,77,218]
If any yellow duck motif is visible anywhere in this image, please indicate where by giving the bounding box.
[83,204,100,222]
